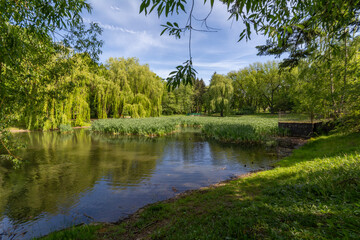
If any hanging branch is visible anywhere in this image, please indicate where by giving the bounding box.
[141,0,217,89]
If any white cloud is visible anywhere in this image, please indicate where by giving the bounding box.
[110,6,121,11]
[82,0,278,81]
[98,23,137,34]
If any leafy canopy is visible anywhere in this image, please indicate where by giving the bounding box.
[140,0,360,84]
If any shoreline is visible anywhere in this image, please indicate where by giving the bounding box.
[38,138,307,239]
[38,132,360,239]
[8,126,90,133]
[111,170,262,224]
[38,170,268,239]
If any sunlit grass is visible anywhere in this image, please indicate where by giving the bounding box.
[40,224,103,240]
[91,115,279,143]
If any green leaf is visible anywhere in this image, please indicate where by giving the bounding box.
[139,1,146,14]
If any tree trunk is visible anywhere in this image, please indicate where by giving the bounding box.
[341,30,348,113]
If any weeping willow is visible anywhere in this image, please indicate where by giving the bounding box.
[95,57,163,119]
[19,55,164,130]
[21,54,92,130]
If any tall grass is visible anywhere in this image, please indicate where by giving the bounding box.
[90,115,279,143]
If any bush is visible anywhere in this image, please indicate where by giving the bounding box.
[59,124,73,133]
[235,106,256,115]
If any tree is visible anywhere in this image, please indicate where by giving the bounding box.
[228,61,295,114]
[208,73,233,117]
[140,0,360,86]
[94,58,164,119]
[0,0,103,65]
[251,61,284,113]
[0,1,103,162]
[162,84,194,115]
[293,36,360,121]
[228,67,262,113]
[192,78,206,113]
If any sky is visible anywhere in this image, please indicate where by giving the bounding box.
[82,0,279,84]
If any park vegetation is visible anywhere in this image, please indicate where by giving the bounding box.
[1,1,360,239]
[2,34,360,162]
[91,115,279,143]
[5,33,360,131]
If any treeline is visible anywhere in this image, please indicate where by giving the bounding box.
[7,37,360,130]
[179,36,360,123]
[12,54,164,130]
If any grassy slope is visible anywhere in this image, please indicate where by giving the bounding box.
[40,132,360,240]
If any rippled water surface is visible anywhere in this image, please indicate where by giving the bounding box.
[0,129,278,239]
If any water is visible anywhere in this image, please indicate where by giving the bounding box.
[0,129,278,239]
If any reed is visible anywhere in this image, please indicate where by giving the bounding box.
[91,115,279,143]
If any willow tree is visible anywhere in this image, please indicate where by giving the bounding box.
[19,53,97,130]
[208,73,234,117]
[1,1,102,129]
[0,0,102,162]
[228,67,260,113]
[95,58,164,119]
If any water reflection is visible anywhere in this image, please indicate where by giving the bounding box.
[0,129,277,239]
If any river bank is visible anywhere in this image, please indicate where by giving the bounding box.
[39,132,360,240]
[8,126,90,133]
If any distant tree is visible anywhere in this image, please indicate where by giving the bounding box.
[228,68,258,113]
[208,73,234,117]
[162,86,180,115]
[98,57,164,118]
[228,61,294,114]
[192,78,206,113]
[140,0,360,86]
[252,61,284,114]
[293,36,360,121]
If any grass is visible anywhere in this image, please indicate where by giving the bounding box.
[39,224,103,240]
[90,115,279,143]
[39,131,360,239]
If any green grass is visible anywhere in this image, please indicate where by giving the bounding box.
[91,115,279,143]
[39,224,103,240]
[39,132,360,239]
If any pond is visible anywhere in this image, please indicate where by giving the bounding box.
[0,129,278,239]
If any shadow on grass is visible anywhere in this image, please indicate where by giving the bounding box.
[150,153,360,239]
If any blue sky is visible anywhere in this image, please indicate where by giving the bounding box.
[83,0,278,84]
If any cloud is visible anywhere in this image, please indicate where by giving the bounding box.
[194,60,248,70]
[96,22,137,34]
[82,0,278,81]
[82,17,138,34]
[110,6,121,12]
